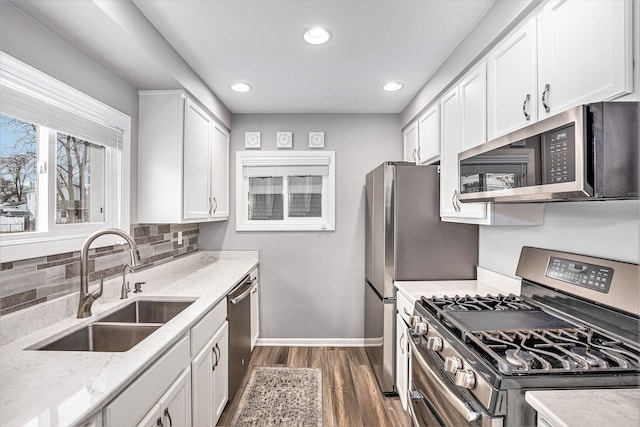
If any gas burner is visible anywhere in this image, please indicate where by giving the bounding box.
[505,349,535,368]
[443,303,481,312]
[570,347,608,367]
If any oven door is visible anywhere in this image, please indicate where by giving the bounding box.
[407,336,502,427]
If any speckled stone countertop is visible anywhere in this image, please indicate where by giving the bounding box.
[395,266,521,303]
[0,251,259,427]
[526,389,640,427]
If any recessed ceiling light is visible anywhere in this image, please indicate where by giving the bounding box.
[303,27,332,45]
[382,82,404,92]
[231,82,252,93]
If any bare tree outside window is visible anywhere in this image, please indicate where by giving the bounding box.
[56,133,105,224]
[0,113,37,233]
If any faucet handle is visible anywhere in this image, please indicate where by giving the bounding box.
[93,275,104,299]
[134,282,146,293]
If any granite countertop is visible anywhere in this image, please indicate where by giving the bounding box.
[526,389,640,427]
[395,266,522,303]
[0,250,259,427]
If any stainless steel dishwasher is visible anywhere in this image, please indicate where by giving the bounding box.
[227,274,253,399]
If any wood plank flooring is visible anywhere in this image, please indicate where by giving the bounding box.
[217,346,411,427]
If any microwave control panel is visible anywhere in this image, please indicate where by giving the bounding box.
[545,256,613,293]
[542,124,576,185]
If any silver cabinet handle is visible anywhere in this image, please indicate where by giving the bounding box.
[452,190,458,212]
[212,345,218,371]
[403,307,411,316]
[213,197,218,214]
[156,417,164,427]
[541,83,550,113]
[416,145,421,162]
[163,408,173,427]
[522,94,531,121]
[399,331,405,354]
[412,148,417,162]
[408,337,480,422]
[214,343,221,367]
[208,197,213,215]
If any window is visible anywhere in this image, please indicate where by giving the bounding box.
[236,151,335,231]
[0,52,130,262]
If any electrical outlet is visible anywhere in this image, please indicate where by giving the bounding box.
[177,231,183,245]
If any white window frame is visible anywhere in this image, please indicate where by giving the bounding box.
[236,151,335,231]
[0,52,131,262]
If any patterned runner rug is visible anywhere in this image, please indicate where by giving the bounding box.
[230,367,323,426]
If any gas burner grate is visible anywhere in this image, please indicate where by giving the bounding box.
[470,328,640,375]
[421,294,537,318]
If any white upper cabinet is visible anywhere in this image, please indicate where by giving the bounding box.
[459,63,487,152]
[416,104,440,164]
[138,90,229,224]
[439,86,487,221]
[403,120,419,163]
[487,18,538,140]
[487,1,632,140]
[536,0,633,119]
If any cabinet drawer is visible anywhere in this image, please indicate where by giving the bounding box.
[396,291,415,326]
[103,335,190,427]
[191,301,227,356]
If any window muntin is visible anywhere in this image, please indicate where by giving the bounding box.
[237,151,335,231]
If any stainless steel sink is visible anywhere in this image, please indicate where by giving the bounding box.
[33,299,195,352]
[36,323,161,352]
[99,300,194,324]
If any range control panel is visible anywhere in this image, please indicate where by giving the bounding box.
[545,257,613,293]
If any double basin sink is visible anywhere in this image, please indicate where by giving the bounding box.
[34,299,194,353]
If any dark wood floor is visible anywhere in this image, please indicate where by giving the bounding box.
[217,346,411,427]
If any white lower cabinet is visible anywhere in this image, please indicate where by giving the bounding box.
[395,312,410,411]
[103,335,191,427]
[192,321,229,427]
[138,368,192,427]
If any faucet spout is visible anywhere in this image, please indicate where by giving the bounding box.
[77,228,140,318]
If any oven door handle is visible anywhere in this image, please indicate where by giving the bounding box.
[409,336,481,423]
[407,390,446,427]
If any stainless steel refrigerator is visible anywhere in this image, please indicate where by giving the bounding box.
[364,162,479,394]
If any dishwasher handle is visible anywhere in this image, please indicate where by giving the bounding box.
[229,276,252,304]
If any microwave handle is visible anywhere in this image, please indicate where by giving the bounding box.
[408,337,480,423]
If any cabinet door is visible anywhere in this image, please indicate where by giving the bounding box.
[487,18,538,140]
[192,322,229,427]
[158,368,192,427]
[403,121,418,163]
[537,0,632,119]
[211,124,229,219]
[416,104,440,164]
[459,63,487,152]
[212,322,229,422]
[136,404,161,427]
[183,98,212,220]
[250,278,259,350]
[439,87,486,221]
[395,313,409,411]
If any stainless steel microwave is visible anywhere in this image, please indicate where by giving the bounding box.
[458,102,639,203]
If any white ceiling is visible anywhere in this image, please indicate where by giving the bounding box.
[10,0,495,114]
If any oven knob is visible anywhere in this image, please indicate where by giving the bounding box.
[414,322,429,335]
[426,336,443,352]
[444,356,463,373]
[455,369,476,389]
[409,315,421,327]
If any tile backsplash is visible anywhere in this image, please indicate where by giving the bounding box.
[0,224,199,316]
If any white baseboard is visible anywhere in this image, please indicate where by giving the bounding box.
[256,337,366,347]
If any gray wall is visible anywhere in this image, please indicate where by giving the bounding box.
[479,200,640,276]
[200,114,402,340]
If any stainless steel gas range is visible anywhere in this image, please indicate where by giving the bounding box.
[407,247,640,426]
